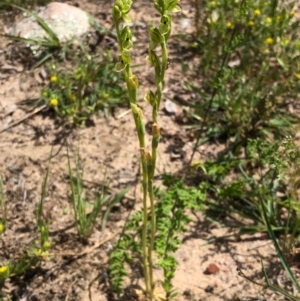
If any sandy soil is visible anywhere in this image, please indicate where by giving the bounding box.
[0,1,298,301]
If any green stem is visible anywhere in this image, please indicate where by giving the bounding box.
[116,20,151,296]
[157,41,168,109]
[141,157,150,296]
[148,177,156,297]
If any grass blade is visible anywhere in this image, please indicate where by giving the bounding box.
[8,4,60,47]
[260,193,300,292]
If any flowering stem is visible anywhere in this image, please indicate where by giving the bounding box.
[112,1,180,299]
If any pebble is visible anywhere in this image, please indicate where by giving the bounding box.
[164,99,178,115]
[205,263,220,275]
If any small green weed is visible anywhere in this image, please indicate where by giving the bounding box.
[41,48,127,124]
[109,176,207,298]
[0,155,53,285]
[67,146,126,238]
[193,136,300,253]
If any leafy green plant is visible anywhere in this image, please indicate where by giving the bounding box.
[111,0,181,299]
[109,176,207,299]
[191,135,300,266]
[187,0,300,157]
[67,146,126,238]
[155,175,207,298]
[41,47,127,124]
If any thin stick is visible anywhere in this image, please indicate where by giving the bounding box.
[0,105,47,135]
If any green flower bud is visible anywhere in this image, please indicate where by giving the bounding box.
[152,123,160,149]
[149,27,164,44]
[154,0,164,13]
[112,4,122,20]
[159,13,171,37]
[128,74,139,90]
[144,89,156,107]
[131,104,145,143]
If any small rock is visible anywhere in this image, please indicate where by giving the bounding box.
[39,68,48,80]
[205,263,220,275]
[170,152,182,161]
[164,99,178,115]
[180,18,192,30]
[7,2,91,43]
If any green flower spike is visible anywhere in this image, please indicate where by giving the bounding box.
[113,0,133,23]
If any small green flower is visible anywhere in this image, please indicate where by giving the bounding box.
[42,91,48,98]
[282,39,289,46]
[248,20,254,26]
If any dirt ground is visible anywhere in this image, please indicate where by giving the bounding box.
[0,0,298,300]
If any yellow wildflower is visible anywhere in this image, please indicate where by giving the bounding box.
[266,37,274,45]
[266,17,272,23]
[248,20,254,26]
[43,241,51,249]
[0,224,4,234]
[254,9,261,16]
[0,265,8,274]
[291,10,296,17]
[283,39,289,45]
[209,1,216,7]
[50,75,58,83]
[226,22,233,28]
[50,98,58,107]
